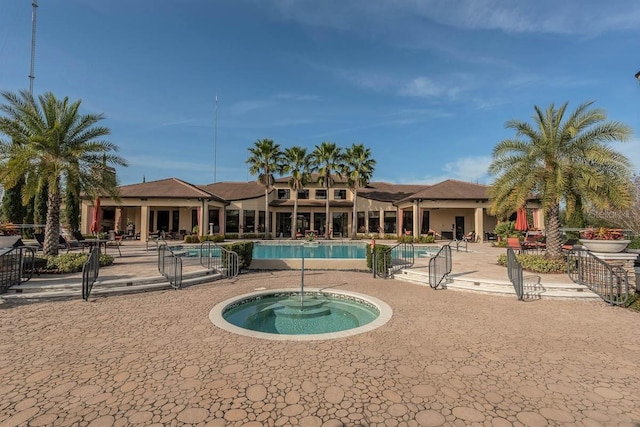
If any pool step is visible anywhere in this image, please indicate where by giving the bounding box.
[395,268,600,300]
[2,269,222,302]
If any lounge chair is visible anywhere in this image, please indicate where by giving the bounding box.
[463,231,476,243]
[71,231,92,251]
[562,238,578,252]
[506,237,529,254]
[34,233,77,253]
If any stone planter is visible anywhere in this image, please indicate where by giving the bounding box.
[579,239,631,253]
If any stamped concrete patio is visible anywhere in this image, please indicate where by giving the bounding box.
[2,242,640,427]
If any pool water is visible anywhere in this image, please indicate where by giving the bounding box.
[222,292,379,335]
[253,243,366,259]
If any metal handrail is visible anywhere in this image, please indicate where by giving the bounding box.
[158,245,183,289]
[82,247,101,300]
[372,242,414,279]
[428,244,452,289]
[567,248,630,305]
[0,246,36,293]
[506,248,524,300]
[199,241,239,279]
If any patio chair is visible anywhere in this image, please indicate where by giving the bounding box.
[71,231,92,251]
[561,238,578,252]
[506,237,528,254]
[463,231,476,243]
[108,231,122,256]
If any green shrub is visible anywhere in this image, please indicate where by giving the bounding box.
[365,243,392,274]
[494,221,517,241]
[242,233,259,239]
[417,235,435,244]
[625,292,640,311]
[225,241,254,269]
[224,233,238,240]
[44,253,114,273]
[396,235,414,243]
[627,237,640,249]
[201,234,224,243]
[184,235,200,244]
[497,253,566,274]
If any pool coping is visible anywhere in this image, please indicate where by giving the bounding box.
[209,288,393,341]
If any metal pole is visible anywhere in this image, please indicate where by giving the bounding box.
[29,0,38,94]
[214,95,218,183]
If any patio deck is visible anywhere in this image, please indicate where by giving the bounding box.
[1,241,639,425]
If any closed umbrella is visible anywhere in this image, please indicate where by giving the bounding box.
[90,198,101,234]
[515,208,529,232]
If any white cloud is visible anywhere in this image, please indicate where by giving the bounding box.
[442,156,493,183]
[266,0,640,37]
[230,100,275,115]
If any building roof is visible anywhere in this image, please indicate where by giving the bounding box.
[117,178,226,203]
[399,179,490,202]
[199,182,266,201]
[359,182,427,203]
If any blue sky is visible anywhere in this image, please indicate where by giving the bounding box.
[1,0,639,186]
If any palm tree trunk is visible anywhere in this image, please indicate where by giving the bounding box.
[546,203,562,258]
[325,183,330,239]
[352,188,358,239]
[264,187,270,239]
[292,192,298,239]
[43,177,61,256]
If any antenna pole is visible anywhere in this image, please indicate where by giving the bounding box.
[214,95,218,183]
[29,0,38,94]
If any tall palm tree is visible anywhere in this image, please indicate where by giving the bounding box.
[284,146,311,239]
[246,138,285,239]
[343,143,376,239]
[488,101,632,257]
[0,90,127,256]
[311,142,344,239]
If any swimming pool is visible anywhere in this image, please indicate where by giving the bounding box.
[253,242,366,259]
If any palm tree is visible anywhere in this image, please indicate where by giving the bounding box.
[311,142,344,239]
[284,146,311,239]
[343,143,376,239]
[0,90,127,256]
[488,101,632,257]
[246,138,285,239]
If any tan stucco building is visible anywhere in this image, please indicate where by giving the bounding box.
[81,177,543,243]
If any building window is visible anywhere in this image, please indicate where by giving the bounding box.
[334,189,346,200]
[384,211,397,234]
[244,210,255,233]
[368,211,380,233]
[315,189,327,200]
[277,189,290,200]
[297,189,309,199]
[357,211,365,234]
[226,209,239,233]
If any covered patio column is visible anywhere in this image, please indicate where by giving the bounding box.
[474,207,484,243]
[413,202,420,238]
[201,202,209,237]
[140,205,149,243]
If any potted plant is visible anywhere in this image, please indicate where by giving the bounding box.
[579,227,631,253]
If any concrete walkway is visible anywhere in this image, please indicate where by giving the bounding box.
[1,240,639,426]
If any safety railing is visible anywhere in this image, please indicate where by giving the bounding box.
[567,248,630,305]
[372,242,414,279]
[0,246,37,293]
[82,247,101,300]
[428,244,452,289]
[199,241,239,279]
[158,244,183,289]
[506,248,524,300]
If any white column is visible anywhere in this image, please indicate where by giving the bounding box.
[413,202,419,237]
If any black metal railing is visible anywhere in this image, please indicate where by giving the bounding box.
[199,241,239,278]
[0,246,37,293]
[158,244,183,289]
[372,242,414,279]
[567,248,630,305]
[82,247,101,300]
[428,245,452,289]
[506,248,524,300]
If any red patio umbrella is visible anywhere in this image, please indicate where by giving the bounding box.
[90,198,101,234]
[515,208,529,232]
